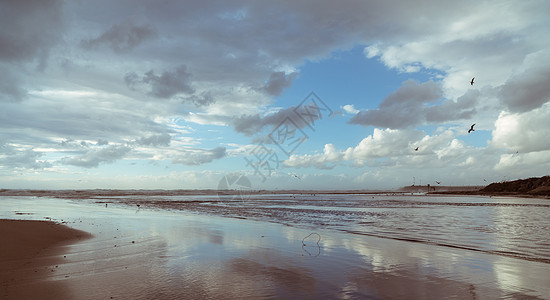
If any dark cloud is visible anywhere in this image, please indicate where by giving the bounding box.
[61,145,131,168]
[81,21,156,53]
[382,79,442,107]
[349,80,442,128]
[0,68,26,102]
[0,100,168,141]
[0,0,64,62]
[232,114,263,136]
[180,91,215,107]
[136,133,171,146]
[349,107,417,129]
[347,80,479,129]
[171,146,226,165]
[499,61,550,113]
[426,90,479,123]
[125,65,194,98]
[123,72,140,89]
[232,106,321,136]
[0,0,64,101]
[262,71,298,96]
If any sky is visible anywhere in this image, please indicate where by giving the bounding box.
[1,0,550,190]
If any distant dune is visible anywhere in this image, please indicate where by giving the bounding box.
[431,176,550,198]
[479,176,550,197]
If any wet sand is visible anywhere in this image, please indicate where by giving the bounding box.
[0,196,549,299]
[0,219,91,299]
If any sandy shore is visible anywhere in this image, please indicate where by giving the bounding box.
[0,219,91,299]
[1,196,549,299]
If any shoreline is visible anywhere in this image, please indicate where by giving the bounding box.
[1,196,549,298]
[0,219,91,299]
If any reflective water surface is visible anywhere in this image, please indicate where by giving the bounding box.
[1,193,549,299]
[104,193,550,263]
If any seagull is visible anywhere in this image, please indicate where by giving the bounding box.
[414,147,419,151]
[468,123,476,133]
[436,181,441,185]
[291,173,301,180]
[470,77,475,86]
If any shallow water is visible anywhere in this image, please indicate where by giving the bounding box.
[84,193,550,264]
[1,193,550,299]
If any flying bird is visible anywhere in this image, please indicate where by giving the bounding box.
[468,123,476,133]
[436,181,441,185]
[414,147,419,151]
[470,77,475,85]
[291,173,301,180]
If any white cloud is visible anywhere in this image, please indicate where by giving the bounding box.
[342,104,359,114]
[135,133,171,146]
[283,128,467,169]
[344,128,424,162]
[284,144,343,169]
[0,141,50,171]
[490,103,550,153]
[493,150,550,180]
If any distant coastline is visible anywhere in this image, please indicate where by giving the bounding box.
[0,188,405,197]
[1,176,549,198]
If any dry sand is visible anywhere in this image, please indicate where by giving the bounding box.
[0,219,91,299]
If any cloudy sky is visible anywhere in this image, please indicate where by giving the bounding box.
[1,0,549,190]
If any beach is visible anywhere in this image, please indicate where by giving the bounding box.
[0,219,91,299]
[1,193,549,299]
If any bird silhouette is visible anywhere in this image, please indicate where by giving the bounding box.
[414,147,419,151]
[291,173,301,180]
[468,123,475,133]
[470,77,475,85]
[436,181,441,185]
